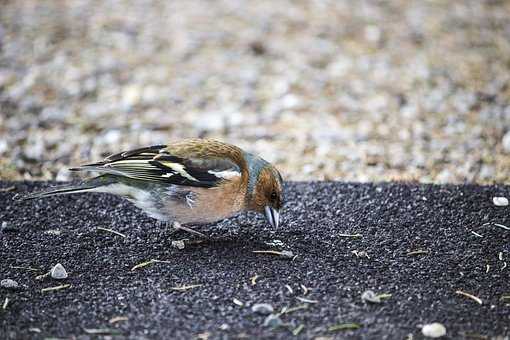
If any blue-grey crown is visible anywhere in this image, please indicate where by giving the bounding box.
[243,152,270,196]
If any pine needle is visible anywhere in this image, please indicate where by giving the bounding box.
[170,284,202,292]
[455,290,482,305]
[292,324,304,336]
[109,316,128,324]
[328,323,362,332]
[338,233,362,238]
[296,297,318,304]
[407,250,428,256]
[130,259,172,271]
[41,284,71,293]
[96,227,126,238]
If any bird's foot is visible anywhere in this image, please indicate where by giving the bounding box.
[170,221,208,239]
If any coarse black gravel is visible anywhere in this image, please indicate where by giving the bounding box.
[1,181,509,340]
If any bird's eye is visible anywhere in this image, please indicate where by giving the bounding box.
[270,191,277,200]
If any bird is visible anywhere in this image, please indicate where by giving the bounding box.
[19,139,284,235]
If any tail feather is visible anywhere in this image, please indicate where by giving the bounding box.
[15,176,114,201]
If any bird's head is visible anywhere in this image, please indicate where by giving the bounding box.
[247,163,284,228]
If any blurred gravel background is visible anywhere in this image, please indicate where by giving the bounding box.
[1,0,510,183]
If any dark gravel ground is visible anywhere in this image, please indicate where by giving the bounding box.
[1,181,509,340]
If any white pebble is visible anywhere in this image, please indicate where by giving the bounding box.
[251,303,274,315]
[493,197,509,207]
[171,240,185,250]
[502,131,510,153]
[361,290,381,303]
[1,279,19,289]
[422,322,446,338]
[50,263,68,279]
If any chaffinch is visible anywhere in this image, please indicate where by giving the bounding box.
[20,139,284,231]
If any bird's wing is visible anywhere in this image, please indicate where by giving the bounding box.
[70,144,241,188]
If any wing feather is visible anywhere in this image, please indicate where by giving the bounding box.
[71,144,241,188]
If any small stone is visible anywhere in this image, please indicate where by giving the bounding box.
[493,197,509,207]
[251,303,274,315]
[1,221,16,232]
[219,323,230,331]
[361,290,381,303]
[50,263,68,279]
[1,279,19,289]
[172,240,185,250]
[122,84,143,107]
[421,322,446,338]
[502,131,510,153]
[263,314,282,328]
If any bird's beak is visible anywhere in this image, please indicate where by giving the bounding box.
[264,206,280,228]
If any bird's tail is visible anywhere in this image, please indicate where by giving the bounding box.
[14,175,116,201]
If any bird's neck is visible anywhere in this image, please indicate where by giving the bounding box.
[242,152,268,205]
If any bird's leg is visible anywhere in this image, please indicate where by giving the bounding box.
[172,221,208,238]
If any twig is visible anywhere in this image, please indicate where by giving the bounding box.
[470,231,483,238]
[41,284,71,293]
[84,328,121,335]
[0,186,16,192]
[96,227,126,238]
[292,324,304,336]
[252,250,294,259]
[173,222,207,238]
[250,275,259,286]
[170,284,202,292]
[109,316,128,324]
[131,259,172,271]
[280,304,308,315]
[2,298,8,310]
[35,272,50,281]
[493,223,510,231]
[376,293,392,300]
[328,323,362,332]
[455,290,482,305]
[338,233,362,238]
[407,250,428,256]
[285,284,293,294]
[499,295,510,301]
[296,297,318,304]
[10,266,41,272]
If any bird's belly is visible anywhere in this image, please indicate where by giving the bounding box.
[129,199,170,222]
[97,182,245,225]
[161,185,246,225]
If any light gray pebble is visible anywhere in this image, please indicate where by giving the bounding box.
[1,221,16,232]
[251,303,274,315]
[421,322,446,338]
[50,263,68,279]
[1,279,19,289]
[493,197,509,207]
[171,240,186,250]
[502,131,510,153]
